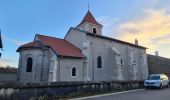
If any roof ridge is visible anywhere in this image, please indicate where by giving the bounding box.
[20,41,38,46]
[36,34,75,44]
[36,34,63,40]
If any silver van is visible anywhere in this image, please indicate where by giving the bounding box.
[144,74,169,89]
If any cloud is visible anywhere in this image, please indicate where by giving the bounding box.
[0,58,16,67]
[5,37,28,46]
[98,8,170,58]
[112,9,170,57]
[151,34,170,45]
[97,16,119,36]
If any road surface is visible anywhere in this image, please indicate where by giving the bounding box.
[77,88,170,100]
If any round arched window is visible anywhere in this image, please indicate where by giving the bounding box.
[97,56,102,68]
[26,57,33,72]
[72,67,76,76]
[93,28,97,34]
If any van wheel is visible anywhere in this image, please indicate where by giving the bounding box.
[167,84,169,88]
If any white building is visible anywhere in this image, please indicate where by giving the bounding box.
[17,11,148,82]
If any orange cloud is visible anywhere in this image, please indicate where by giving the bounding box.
[114,9,170,57]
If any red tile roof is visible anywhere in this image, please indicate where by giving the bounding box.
[77,11,102,27]
[17,34,84,58]
[19,41,42,48]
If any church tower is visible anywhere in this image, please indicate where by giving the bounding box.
[76,11,103,35]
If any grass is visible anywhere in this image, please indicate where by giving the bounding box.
[29,87,143,100]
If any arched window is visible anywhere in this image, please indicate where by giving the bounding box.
[120,59,123,65]
[26,57,33,72]
[93,28,97,34]
[72,67,76,76]
[97,56,102,68]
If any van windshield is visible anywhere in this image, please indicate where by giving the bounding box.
[147,76,160,80]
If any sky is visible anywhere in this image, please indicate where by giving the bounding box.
[0,0,170,68]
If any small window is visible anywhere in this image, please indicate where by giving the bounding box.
[93,28,97,34]
[97,56,102,68]
[26,57,33,72]
[72,67,76,76]
[120,59,123,65]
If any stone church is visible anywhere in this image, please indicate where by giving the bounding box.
[17,11,148,82]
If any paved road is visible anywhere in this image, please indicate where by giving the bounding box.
[80,88,170,100]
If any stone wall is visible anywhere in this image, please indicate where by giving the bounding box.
[65,28,148,81]
[59,58,84,81]
[147,54,170,78]
[18,49,50,82]
[0,81,143,100]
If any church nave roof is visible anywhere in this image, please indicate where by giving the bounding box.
[17,34,84,58]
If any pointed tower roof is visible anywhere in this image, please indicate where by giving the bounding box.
[77,11,103,27]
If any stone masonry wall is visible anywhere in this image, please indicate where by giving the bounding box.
[147,54,170,78]
[0,81,143,100]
